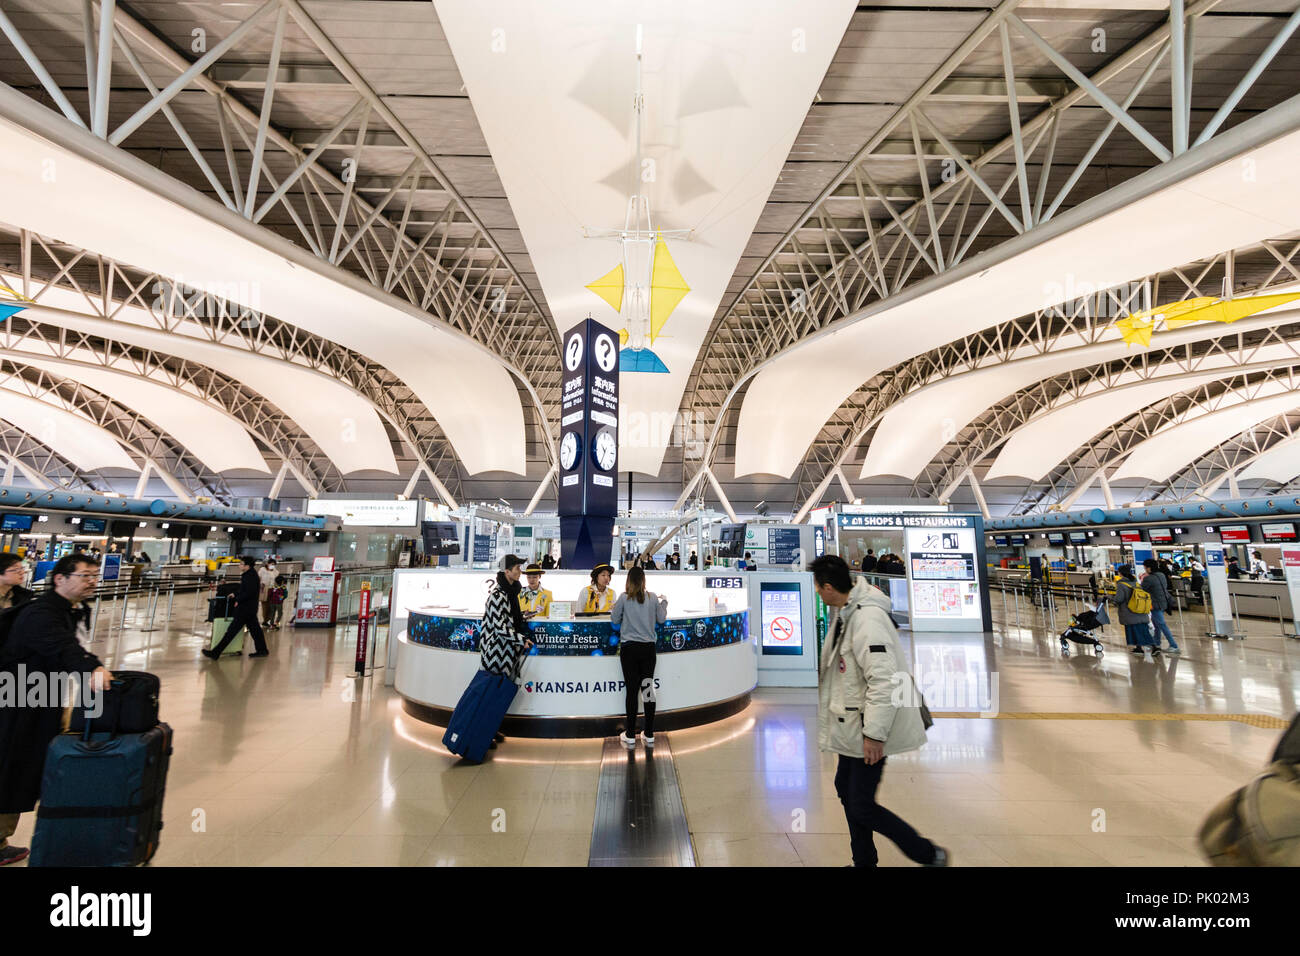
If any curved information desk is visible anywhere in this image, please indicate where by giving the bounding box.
[396,607,754,737]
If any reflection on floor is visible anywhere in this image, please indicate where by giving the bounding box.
[5,591,1296,866]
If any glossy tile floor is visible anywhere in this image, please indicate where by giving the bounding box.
[7,589,1298,866]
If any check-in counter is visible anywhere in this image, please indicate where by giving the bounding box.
[1227,579,1293,622]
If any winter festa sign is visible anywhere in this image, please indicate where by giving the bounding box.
[558,318,619,568]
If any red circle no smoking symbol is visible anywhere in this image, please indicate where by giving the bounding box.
[769,616,794,642]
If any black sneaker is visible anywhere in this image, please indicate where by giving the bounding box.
[201,648,220,660]
[926,846,951,867]
[249,651,269,659]
[0,845,29,865]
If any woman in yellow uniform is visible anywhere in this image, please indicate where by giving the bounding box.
[519,564,552,618]
[577,564,616,614]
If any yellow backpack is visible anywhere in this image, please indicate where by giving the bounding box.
[1126,584,1152,614]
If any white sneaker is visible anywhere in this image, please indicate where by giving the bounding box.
[620,733,636,748]
[643,733,655,748]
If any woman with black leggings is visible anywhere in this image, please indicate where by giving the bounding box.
[610,567,667,748]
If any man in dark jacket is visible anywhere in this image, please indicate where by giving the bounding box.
[861,549,877,573]
[0,553,111,865]
[202,556,270,660]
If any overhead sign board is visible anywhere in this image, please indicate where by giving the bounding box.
[306,499,419,527]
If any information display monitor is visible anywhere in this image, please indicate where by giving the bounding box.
[759,581,803,657]
[81,517,107,534]
[0,513,32,532]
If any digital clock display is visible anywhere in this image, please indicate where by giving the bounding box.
[704,576,745,589]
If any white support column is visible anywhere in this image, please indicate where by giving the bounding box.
[938,467,970,505]
[968,472,992,520]
[1058,469,1100,511]
[143,459,194,503]
[1,457,13,486]
[672,466,708,513]
[268,461,290,500]
[793,468,838,524]
[133,460,152,499]
[1097,471,1116,510]
[1228,471,1242,499]
[703,468,738,523]
[401,463,427,499]
[523,464,556,517]
[834,466,856,503]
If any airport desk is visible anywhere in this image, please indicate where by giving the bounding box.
[1226,578,1294,623]
[388,568,817,737]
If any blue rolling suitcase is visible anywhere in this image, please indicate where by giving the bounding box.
[442,669,520,764]
[30,704,173,866]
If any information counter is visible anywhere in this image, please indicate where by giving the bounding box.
[390,569,765,737]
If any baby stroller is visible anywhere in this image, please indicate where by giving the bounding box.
[1060,601,1109,657]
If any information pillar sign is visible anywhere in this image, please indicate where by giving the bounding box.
[557,318,619,569]
[1281,548,1300,638]
[1202,543,1236,638]
[354,581,372,675]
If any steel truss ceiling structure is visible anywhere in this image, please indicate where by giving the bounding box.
[0,224,469,503]
[679,0,1300,518]
[1,0,1299,517]
[0,0,559,499]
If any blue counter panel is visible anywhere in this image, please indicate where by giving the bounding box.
[407,610,749,656]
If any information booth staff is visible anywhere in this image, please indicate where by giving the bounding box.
[519,563,552,617]
[577,563,616,614]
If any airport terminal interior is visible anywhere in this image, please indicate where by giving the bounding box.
[0,0,1299,870]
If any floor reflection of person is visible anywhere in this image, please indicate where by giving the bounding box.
[577,564,616,614]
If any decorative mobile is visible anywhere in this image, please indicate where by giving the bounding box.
[1114,292,1300,347]
[583,25,691,374]
[0,277,31,321]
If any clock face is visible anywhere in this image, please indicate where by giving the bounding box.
[593,429,617,471]
[559,432,579,470]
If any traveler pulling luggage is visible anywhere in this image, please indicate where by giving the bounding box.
[206,592,241,656]
[442,554,533,762]
[30,671,173,867]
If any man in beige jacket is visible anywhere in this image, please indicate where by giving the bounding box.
[812,554,949,868]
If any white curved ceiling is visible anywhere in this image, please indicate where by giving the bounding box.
[436,0,857,475]
[0,116,523,475]
[1113,385,1300,482]
[1237,435,1300,484]
[733,123,1300,477]
[8,290,398,476]
[861,310,1300,480]
[6,352,269,474]
[0,384,137,471]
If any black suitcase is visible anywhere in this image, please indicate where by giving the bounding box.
[67,671,160,736]
[30,722,173,866]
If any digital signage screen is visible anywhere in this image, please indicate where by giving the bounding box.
[759,581,803,656]
[1261,522,1296,542]
[0,513,33,532]
[1010,534,1027,545]
[717,523,747,559]
[421,521,461,556]
[1119,529,1143,543]
[1219,525,1251,543]
[993,535,1009,546]
[80,517,106,534]
[1147,528,1173,544]
[1046,532,1064,543]
[1068,531,1089,544]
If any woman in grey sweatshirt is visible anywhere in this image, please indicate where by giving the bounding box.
[611,567,667,748]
